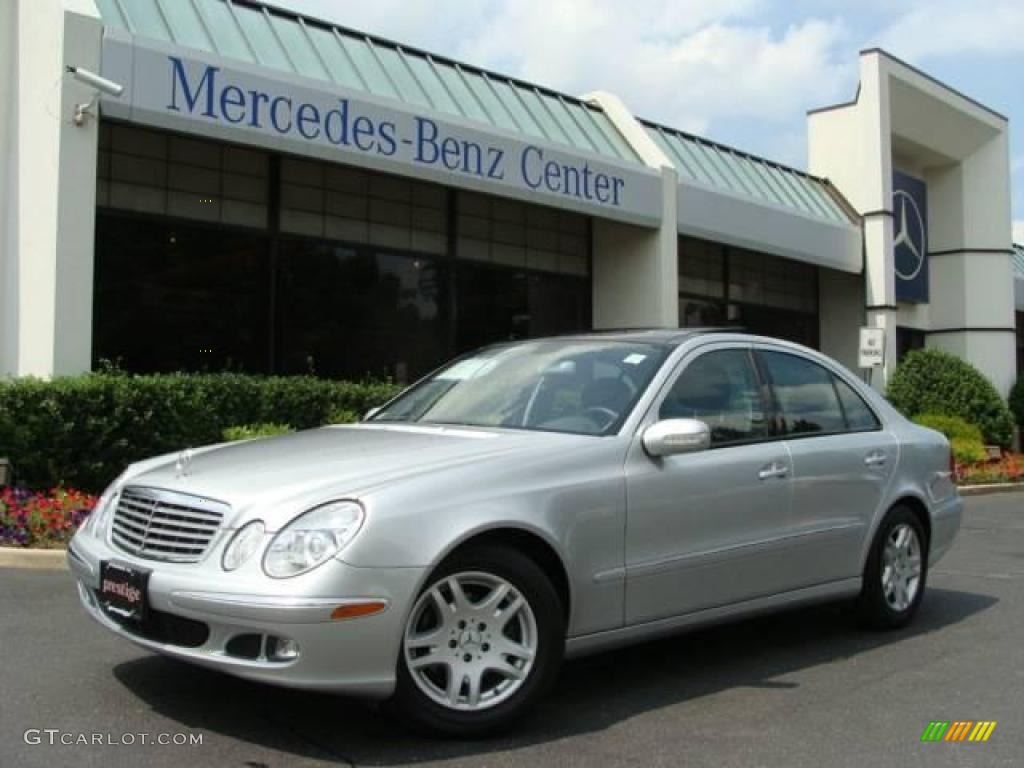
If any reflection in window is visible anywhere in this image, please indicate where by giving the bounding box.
[456,263,589,353]
[676,236,820,348]
[93,215,269,373]
[375,340,665,435]
[679,298,726,328]
[760,351,845,435]
[277,242,447,381]
[660,350,768,445]
[834,376,880,431]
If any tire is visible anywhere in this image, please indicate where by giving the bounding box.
[857,505,928,629]
[392,545,565,737]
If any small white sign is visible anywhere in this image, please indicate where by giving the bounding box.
[858,327,885,369]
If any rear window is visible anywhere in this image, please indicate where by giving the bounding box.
[834,376,881,431]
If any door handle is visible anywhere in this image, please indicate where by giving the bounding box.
[758,462,789,480]
[864,451,888,468]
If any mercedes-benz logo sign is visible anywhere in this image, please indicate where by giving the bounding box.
[893,189,926,282]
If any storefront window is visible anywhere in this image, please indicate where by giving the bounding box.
[276,241,447,381]
[456,263,590,353]
[678,236,819,348]
[93,123,594,379]
[93,215,270,373]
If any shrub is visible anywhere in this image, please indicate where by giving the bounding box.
[0,373,401,493]
[327,408,361,425]
[912,413,984,444]
[912,413,988,464]
[0,487,96,548]
[887,348,1014,446]
[222,423,295,442]
[949,436,988,465]
[1010,378,1024,432]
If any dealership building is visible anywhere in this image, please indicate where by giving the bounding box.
[2,0,1020,393]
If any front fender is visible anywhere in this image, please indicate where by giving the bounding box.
[338,439,630,636]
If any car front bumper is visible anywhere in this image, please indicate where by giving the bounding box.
[67,530,424,699]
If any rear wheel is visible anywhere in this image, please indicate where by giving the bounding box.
[857,505,928,629]
[393,545,565,736]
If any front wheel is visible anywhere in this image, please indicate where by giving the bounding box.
[392,545,565,736]
[857,505,928,629]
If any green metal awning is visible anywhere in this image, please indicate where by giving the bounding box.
[644,120,858,226]
[93,0,639,164]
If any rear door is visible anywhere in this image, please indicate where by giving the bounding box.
[754,346,897,587]
[624,344,796,624]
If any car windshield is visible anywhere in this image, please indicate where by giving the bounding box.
[371,340,669,436]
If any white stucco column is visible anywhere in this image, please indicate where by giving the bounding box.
[584,91,678,329]
[1,0,102,378]
[0,0,17,376]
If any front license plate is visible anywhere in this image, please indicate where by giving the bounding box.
[99,561,150,622]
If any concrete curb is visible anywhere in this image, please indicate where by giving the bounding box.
[0,547,68,570]
[957,482,1024,497]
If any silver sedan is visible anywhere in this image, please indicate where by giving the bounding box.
[68,331,962,735]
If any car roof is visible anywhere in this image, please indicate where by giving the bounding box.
[531,327,746,347]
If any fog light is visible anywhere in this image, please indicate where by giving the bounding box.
[268,636,300,661]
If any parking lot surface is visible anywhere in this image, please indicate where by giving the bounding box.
[2,492,1022,767]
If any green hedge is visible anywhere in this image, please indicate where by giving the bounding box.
[222,423,295,442]
[887,348,1014,446]
[0,373,401,492]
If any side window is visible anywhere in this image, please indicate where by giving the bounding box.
[834,376,880,430]
[760,351,845,435]
[660,349,768,446]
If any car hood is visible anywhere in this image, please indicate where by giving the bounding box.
[119,423,590,529]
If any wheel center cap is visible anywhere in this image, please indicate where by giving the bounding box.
[458,629,482,649]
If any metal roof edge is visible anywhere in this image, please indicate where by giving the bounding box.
[232,0,609,115]
[637,117,834,188]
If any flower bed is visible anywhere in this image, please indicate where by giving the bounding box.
[0,487,96,548]
[956,453,1024,486]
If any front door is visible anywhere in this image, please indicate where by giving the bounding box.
[624,345,795,625]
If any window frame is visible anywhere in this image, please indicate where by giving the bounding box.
[752,348,883,440]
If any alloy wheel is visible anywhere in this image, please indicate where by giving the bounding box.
[881,523,922,612]
[403,571,538,712]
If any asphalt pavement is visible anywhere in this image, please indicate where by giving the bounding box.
[2,492,1022,768]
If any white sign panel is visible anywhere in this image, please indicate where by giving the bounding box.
[100,34,662,227]
[858,327,885,369]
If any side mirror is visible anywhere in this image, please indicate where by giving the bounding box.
[363,407,382,422]
[642,419,711,457]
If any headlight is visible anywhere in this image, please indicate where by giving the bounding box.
[84,473,125,537]
[222,521,266,571]
[263,501,364,578]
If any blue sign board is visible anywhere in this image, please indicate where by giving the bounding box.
[892,171,928,303]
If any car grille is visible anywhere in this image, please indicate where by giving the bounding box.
[110,487,228,563]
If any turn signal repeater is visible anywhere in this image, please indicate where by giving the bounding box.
[331,600,388,621]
